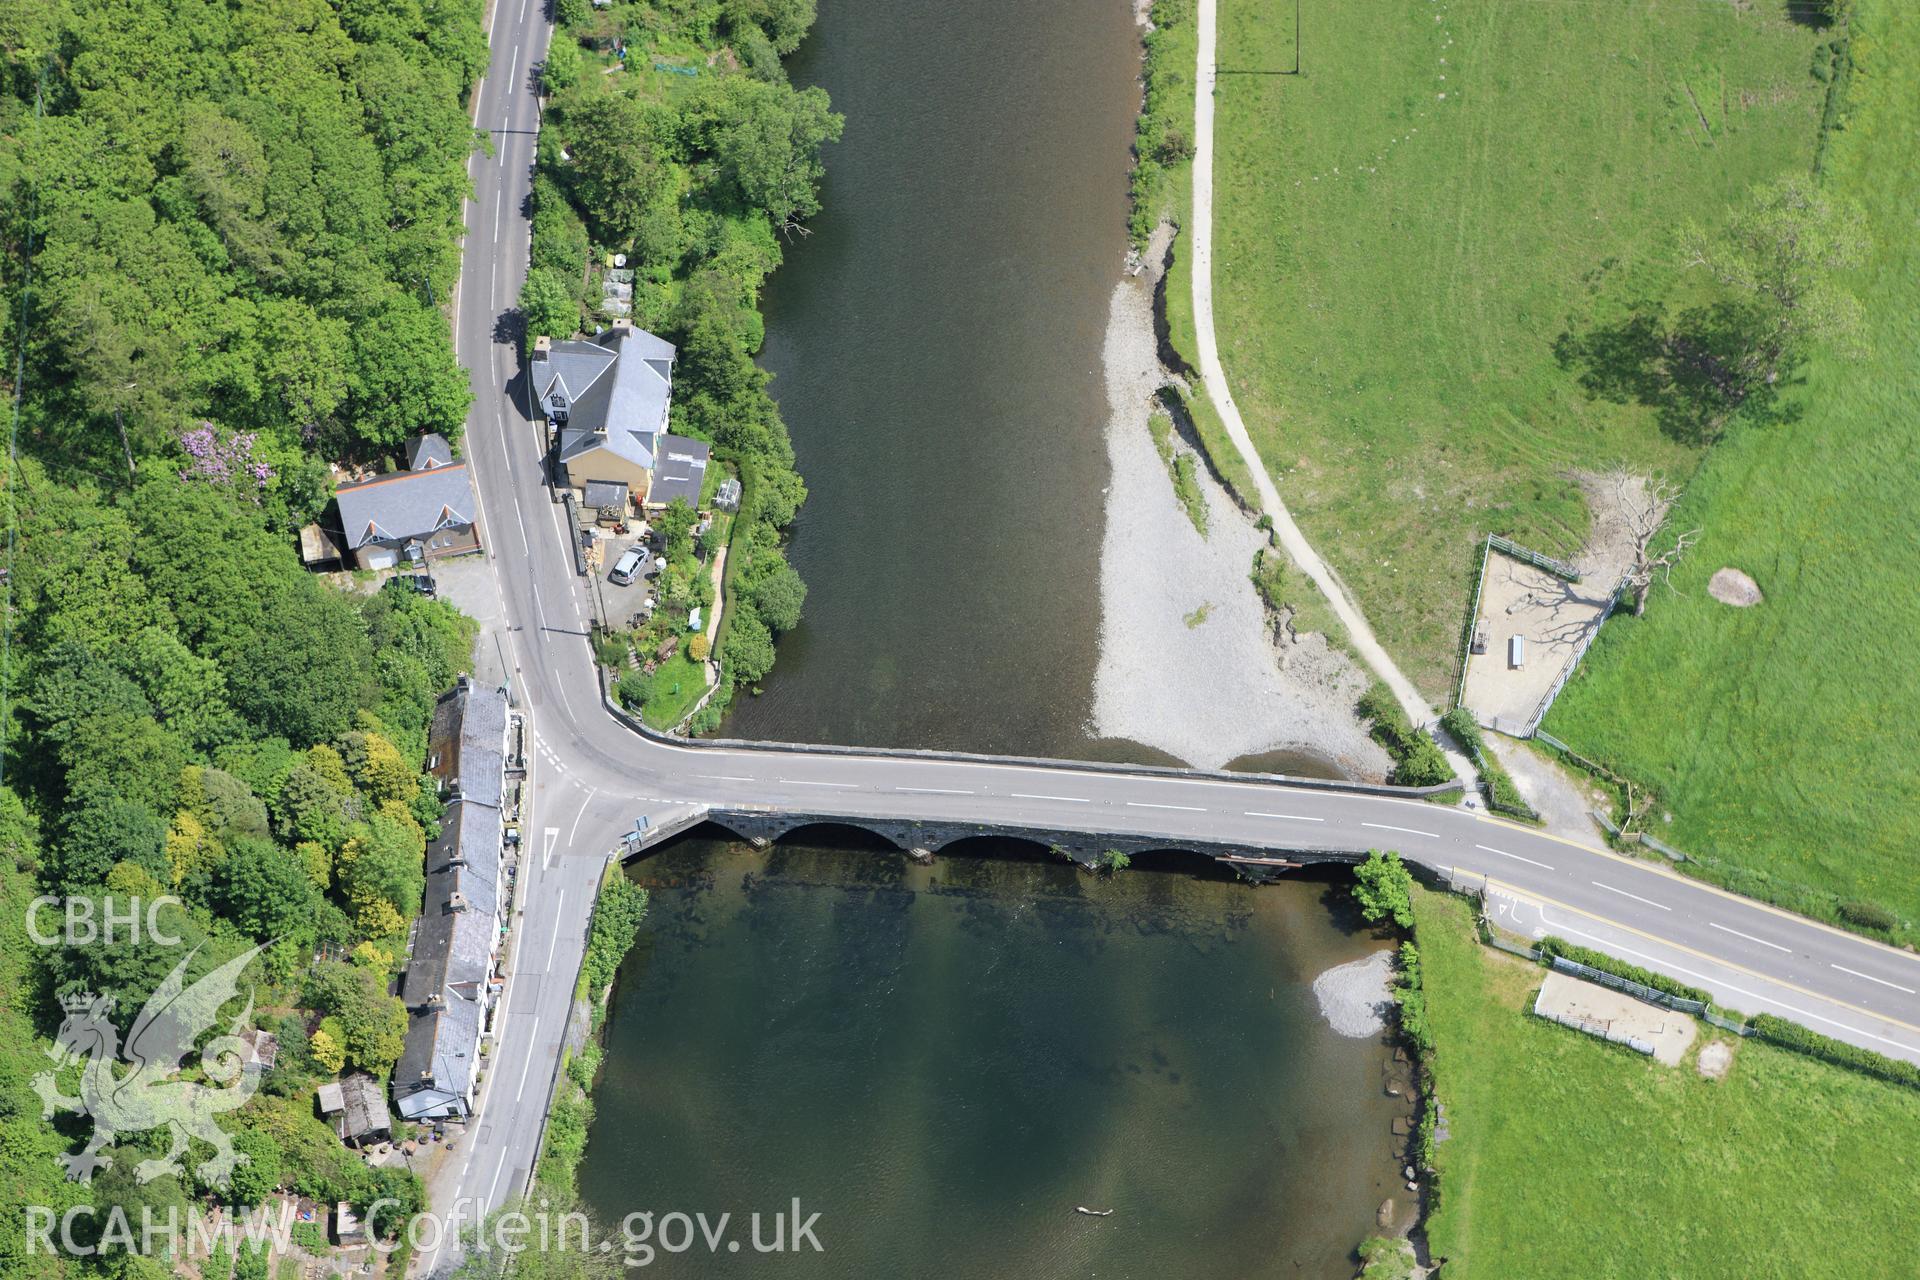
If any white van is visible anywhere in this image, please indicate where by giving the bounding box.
[609,546,650,586]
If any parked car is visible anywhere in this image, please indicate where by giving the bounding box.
[609,546,650,586]
[384,573,437,598]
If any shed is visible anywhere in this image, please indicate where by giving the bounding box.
[583,480,630,516]
[1508,635,1526,669]
[317,1074,391,1148]
[238,1028,279,1075]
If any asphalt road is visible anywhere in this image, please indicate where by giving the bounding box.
[424,1,1920,1267]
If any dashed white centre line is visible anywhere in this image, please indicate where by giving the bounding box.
[1591,880,1671,911]
[1128,801,1205,812]
[780,778,858,789]
[1012,793,1090,803]
[698,774,754,783]
[1831,964,1917,994]
[1245,811,1324,822]
[1709,921,1792,954]
[898,786,973,795]
[1474,842,1553,871]
[1363,822,1437,839]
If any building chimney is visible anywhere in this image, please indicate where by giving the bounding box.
[533,335,551,363]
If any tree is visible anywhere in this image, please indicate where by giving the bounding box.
[334,810,425,934]
[1352,850,1414,930]
[55,793,171,889]
[519,268,579,354]
[543,34,582,93]
[304,960,408,1076]
[749,560,806,633]
[346,295,474,448]
[218,836,318,941]
[1098,849,1131,874]
[656,498,698,559]
[563,95,679,253]
[1681,175,1869,393]
[721,610,777,685]
[687,78,843,233]
[1605,467,1703,616]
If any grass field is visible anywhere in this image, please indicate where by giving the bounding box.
[1208,0,1826,695]
[1415,887,1920,1278]
[1543,2,1920,924]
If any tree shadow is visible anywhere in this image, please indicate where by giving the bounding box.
[1553,301,1786,446]
[1783,0,1839,31]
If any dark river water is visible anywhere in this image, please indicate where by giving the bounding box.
[578,1,1409,1272]
[578,839,1414,1279]
[717,0,1139,759]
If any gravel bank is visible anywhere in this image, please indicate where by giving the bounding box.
[1091,232,1389,775]
[1313,949,1397,1038]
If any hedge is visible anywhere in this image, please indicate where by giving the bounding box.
[1534,936,1713,1006]
[1749,1014,1920,1091]
[1440,707,1539,823]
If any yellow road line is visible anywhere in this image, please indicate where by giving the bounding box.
[1481,874,1920,1042]
[1472,812,1920,966]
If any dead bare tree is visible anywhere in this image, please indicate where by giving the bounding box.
[1609,467,1702,616]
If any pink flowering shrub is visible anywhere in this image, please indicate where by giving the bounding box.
[180,422,275,494]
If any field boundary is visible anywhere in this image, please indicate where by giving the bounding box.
[1516,575,1628,737]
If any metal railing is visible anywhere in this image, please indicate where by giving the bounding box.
[1487,533,1581,582]
[1520,575,1629,736]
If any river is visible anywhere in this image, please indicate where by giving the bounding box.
[578,837,1416,1278]
[577,1,1412,1273]
[716,0,1142,761]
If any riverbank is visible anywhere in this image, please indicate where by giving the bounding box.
[1093,227,1390,773]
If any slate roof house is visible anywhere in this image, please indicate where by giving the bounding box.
[393,677,510,1123]
[535,322,710,513]
[332,432,481,571]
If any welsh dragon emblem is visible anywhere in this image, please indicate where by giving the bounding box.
[33,944,266,1189]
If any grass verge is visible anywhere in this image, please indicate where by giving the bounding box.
[1415,886,1920,1278]
[1210,0,1823,696]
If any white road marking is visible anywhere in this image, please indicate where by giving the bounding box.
[543,890,566,971]
[1363,822,1436,838]
[498,113,510,165]
[1709,921,1792,954]
[699,774,755,783]
[1011,793,1090,803]
[489,257,496,307]
[520,0,529,20]
[482,1148,510,1218]
[780,778,858,788]
[898,786,973,795]
[493,187,501,241]
[1245,811,1324,822]
[1591,880,1672,911]
[569,789,597,843]
[1474,842,1553,871]
[514,1024,540,1102]
[1128,801,1205,812]
[514,504,530,555]
[554,675,575,721]
[542,826,559,871]
[1537,907,1920,1055]
[1831,964,1917,994]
